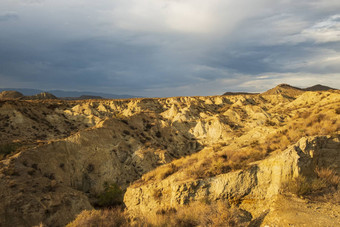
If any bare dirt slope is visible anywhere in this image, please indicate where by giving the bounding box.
[261,194,340,226]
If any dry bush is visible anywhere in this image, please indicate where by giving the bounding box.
[187,164,207,179]
[152,188,163,201]
[265,119,276,126]
[303,116,339,137]
[67,208,128,227]
[336,107,340,115]
[135,93,339,187]
[283,168,340,198]
[321,190,340,204]
[184,148,266,180]
[225,149,266,171]
[68,202,252,226]
[157,163,178,180]
[140,163,179,184]
[266,109,339,155]
[297,111,311,119]
[187,154,229,179]
[144,201,252,227]
[207,159,231,176]
[283,176,317,197]
[307,168,340,203]
[315,167,340,188]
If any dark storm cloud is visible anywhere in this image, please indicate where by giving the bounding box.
[0,35,195,93]
[203,43,322,75]
[0,12,18,22]
[0,0,339,96]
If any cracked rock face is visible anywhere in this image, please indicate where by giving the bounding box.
[124,135,340,215]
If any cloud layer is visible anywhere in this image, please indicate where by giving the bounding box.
[0,0,339,96]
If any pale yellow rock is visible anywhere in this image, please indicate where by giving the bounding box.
[124,136,340,216]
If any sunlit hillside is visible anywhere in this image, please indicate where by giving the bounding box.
[0,85,339,226]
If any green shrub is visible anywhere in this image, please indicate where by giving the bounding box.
[0,143,21,160]
[97,182,123,207]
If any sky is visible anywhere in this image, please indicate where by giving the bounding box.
[0,0,339,97]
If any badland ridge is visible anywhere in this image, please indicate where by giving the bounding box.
[0,84,339,226]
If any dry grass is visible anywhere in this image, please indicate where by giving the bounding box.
[283,176,319,197]
[134,146,265,186]
[139,163,178,184]
[283,167,340,200]
[68,201,252,227]
[135,99,340,187]
[133,141,269,186]
[66,208,128,227]
[264,108,340,153]
[186,148,266,179]
[315,167,340,188]
[144,201,251,227]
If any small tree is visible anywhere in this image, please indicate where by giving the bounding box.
[97,182,123,207]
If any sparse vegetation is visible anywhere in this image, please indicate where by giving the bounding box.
[67,201,252,227]
[133,91,339,186]
[123,130,130,136]
[140,163,179,184]
[96,182,124,207]
[284,175,316,197]
[315,167,340,187]
[336,107,340,115]
[66,208,128,227]
[283,167,340,200]
[0,143,21,160]
[1,87,340,226]
[152,188,163,201]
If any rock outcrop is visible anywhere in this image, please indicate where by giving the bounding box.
[124,135,340,215]
[0,90,24,100]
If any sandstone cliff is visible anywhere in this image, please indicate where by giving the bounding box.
[124,136,340,216]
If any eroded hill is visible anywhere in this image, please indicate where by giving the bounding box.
[0,87,339,226]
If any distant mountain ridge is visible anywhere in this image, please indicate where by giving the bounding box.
[262,83,305,97]
[23,92,58,100]
[223,84,338,97]
[0,88,140,99]
[304,84,335,91]
[222,92,259,96]
[0,90,24,99]
[0,90,59,100]
[262,84,338,97]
